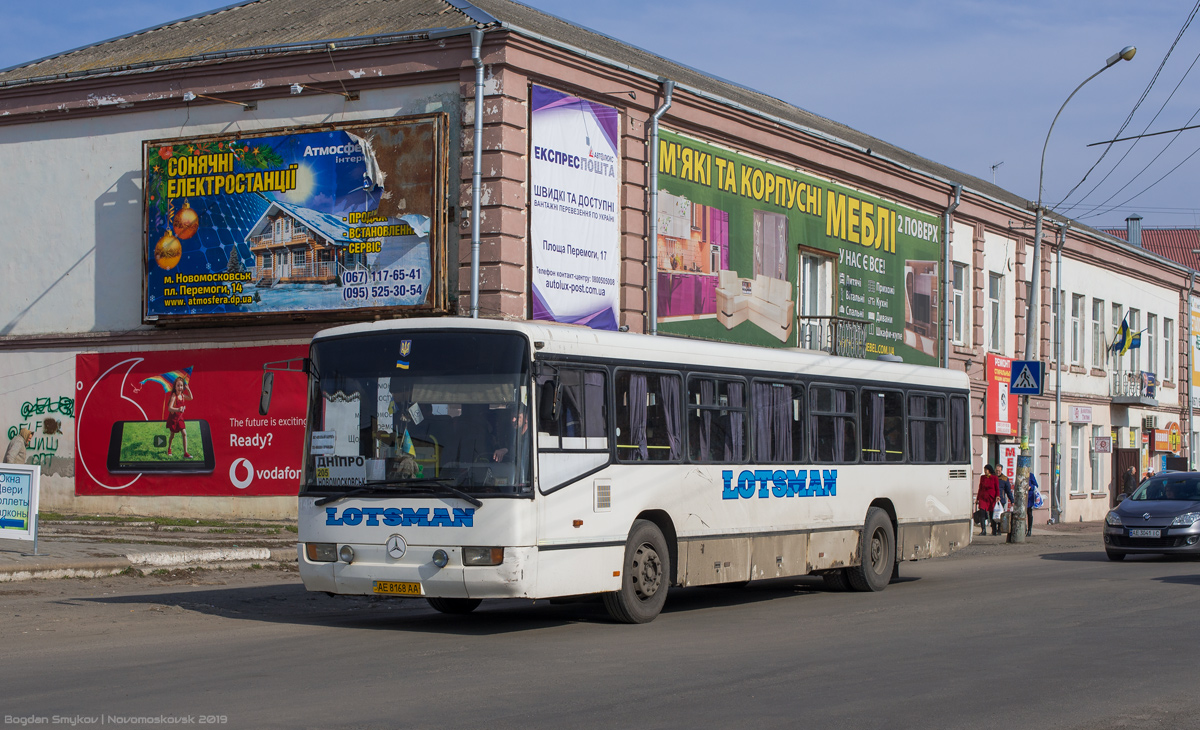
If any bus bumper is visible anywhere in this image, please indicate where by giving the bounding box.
[299,544,537,599]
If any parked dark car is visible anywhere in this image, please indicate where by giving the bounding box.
[1104,472,1200,561]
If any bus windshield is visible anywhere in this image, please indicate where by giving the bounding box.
[304,330,532,497]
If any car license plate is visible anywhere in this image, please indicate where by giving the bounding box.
[373,581,422,595]
[1129,528,1161,538]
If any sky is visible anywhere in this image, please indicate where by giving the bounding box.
[4,1,1200,231]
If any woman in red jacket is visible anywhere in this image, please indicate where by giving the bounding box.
[976,464,1000,536]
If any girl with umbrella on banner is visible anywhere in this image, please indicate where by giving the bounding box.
[133,366,195,459]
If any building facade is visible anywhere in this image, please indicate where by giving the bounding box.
[0,0,1190,521]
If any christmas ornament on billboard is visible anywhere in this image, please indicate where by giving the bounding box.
[154,232,182,270]
[171,199,200,240]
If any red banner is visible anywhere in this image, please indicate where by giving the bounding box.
[75,345,308,496]
[985,354,1019,436]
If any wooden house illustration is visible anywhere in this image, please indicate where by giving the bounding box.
[245,200,367,286]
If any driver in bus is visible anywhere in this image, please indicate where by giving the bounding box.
[493,408,529,463]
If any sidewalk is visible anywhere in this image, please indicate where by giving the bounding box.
[0,514,298,582]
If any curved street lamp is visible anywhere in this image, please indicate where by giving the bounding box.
[1013,46,1136,543]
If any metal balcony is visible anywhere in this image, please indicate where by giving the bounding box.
[796,315,869,359]
[1110,370,1158,406]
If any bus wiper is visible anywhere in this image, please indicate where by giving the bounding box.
[314,477,483,508]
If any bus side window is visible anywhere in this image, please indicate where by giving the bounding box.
[538,368,608,452]
[907,392,947,463]
[616,370,682,462]
[687,376,747,463]
[751,381,803,463]
[949,394,969,463]
[809,385,858,463]
[861,389,904,463]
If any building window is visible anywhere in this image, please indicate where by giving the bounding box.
[1129,309,1141,372]
[292,249,307,267]
[1111,303,1122,369]
[1052,288,1063,362]
[1071,424,1085,494]
[1146,314,1157,377]
[952,263,968,345]
[988,273,1003,353]
[1091,425,1105,493]
[1165,318,1174,381]
[1092,299,1105,370]
[1071,294,1084,365]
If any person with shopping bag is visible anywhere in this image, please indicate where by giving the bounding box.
[976,465,1001,536]
[1026,472,1044,537]
[993,467,1015,535]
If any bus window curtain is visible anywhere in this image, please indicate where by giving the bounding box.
[726,381,744,461]
[833,388,847,462]
[868,393,886,462]
[630,373,647,460]
[660,374,681,461]
[753,382,772,461]
[583,371,605,440]
[700,379,715,461]
[773,385,792,462]
[910,395,927,461]
[950,395,967,462]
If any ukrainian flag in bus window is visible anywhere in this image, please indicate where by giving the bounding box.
[397,339,412,369]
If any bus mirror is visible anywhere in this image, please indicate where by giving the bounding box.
[539,380,560,424]
[259,371,274,416]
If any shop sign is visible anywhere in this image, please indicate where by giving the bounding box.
[652,130,942,363]
[1154,429,1171,453]
[1069,405,1092,423]
[143,115,449,322]
[985,354,1019,436]
[1092,436,1113,454]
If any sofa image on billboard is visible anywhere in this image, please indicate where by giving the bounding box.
[715,270,794,342]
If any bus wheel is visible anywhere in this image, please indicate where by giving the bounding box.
[426,597,482,614]
[822,569,851,591]
[603,519,670,624]
[847,507,895,592]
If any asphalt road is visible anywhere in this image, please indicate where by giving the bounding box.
[5,531,1200,730]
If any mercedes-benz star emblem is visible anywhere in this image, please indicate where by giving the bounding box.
[386,535,407,559]
[1143,513,1152,521]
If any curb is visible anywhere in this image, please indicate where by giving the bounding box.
[0,547,297,583]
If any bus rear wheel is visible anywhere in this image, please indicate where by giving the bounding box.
[847,507,895,592]
[604,519,670,624]
[426,597,482,615]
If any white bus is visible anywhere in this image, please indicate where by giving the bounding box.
[270,318,973,623]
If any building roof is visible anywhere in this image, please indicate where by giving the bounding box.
[1102,227,1200,270]
[247,200,359,245]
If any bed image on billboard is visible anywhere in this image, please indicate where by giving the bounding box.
[106,420,216,474]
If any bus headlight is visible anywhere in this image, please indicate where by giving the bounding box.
[305,543,337,562]
[339,545,355,563]
[462,547,504,566]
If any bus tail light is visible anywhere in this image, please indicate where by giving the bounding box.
[463,547,504,566]
[306,543,337,562]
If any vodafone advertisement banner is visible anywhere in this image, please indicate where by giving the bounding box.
[75,346,307,496]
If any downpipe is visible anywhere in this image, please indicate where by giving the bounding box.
[470,27,484,318]
[648,79,674,335]
[941,184,962,368]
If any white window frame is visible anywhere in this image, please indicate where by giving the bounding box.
[1092,298,1105,370]
[1071,294,1084,365]
[1147,314,1158,378]
[1130,309,1141,372]
[1052,288,1062,363]
[952,262,968,345]
[1091,425,1105,493]
[1070,424,1085,494]
[988,273,1003,353]
[1165,318,1174,382]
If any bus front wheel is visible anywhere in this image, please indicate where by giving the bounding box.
[847,507,895,592]
[426,597,482,615]
[604,519,670,624]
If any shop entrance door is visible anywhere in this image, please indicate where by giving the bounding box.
[1112,448,1140,506]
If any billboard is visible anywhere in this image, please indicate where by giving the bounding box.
[529,85,621,330]
[986,354,1019,436]
[75,346,308,496]
[1192,295,1200,408]
[653,130,943,364]
[143,115,448,322]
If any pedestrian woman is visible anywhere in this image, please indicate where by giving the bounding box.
[993,466,1014,535]
[976,464,1000,536]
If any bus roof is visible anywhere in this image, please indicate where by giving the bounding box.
[312,317,970,391]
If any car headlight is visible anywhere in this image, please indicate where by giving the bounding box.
[1171,512,1200,526]
[462,547,504,566]
[1105,512,1123,527]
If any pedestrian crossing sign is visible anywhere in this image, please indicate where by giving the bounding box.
[1009,360,1043,395]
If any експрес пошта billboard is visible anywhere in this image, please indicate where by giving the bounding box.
[143,115,448,321]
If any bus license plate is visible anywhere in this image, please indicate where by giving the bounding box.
[1129,528,1161,538]
[373,581,423,595]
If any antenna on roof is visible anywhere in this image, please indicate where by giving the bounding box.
[990,161,1004,185]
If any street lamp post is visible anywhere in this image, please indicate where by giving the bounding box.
[1013,45,1136,543]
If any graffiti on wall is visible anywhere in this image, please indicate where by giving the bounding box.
[8,395,75,476]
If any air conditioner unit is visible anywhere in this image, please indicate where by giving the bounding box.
[1142,416,1158,431]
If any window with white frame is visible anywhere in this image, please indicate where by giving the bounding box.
[1130,309,1141,372]
[1052,289,1062,362]
[1147,314,1158,377]
[1165,318,1174,381]
[1071,424,1085,494]
[988,273,1003,352]
[1071,294,1084,365]
[1092,298,1105,369]
[1111,303,1123,369]
[952,263,968,345]
[1091,425,1105,493]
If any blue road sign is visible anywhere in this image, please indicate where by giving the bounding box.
[1010,360,1044,395]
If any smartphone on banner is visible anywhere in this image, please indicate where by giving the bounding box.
[106,420,216,474]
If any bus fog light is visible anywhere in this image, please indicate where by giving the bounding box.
[306,543,337,562]
[432,549,449,568]
[339,545,355,563]
[463,547,504,566]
